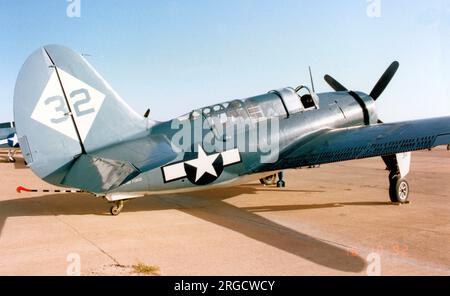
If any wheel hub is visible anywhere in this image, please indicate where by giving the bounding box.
[399,182,408,200]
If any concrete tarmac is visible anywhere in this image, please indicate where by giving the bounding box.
[0,147,449,275]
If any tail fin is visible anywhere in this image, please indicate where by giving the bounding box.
[14,45,150,192]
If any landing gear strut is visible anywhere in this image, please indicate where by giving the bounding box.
[110,200,124,216]
[277,171,286,188]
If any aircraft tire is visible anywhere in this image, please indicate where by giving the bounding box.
[389,176,409,204]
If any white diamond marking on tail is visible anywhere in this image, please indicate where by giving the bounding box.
[31,71,78,141]
[58,69,106,141]
[31,68,106,142]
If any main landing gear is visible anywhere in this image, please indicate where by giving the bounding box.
[259,171,286,188]
[383,153,411,204]
[110,200,125,216]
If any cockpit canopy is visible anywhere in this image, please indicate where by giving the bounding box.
[270,86,319,116]
[175,85,320,142]
[188,100,248,122]
[180,85,319,123]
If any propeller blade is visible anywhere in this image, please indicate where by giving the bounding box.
[324,75,348,92]
[370,61,400,100]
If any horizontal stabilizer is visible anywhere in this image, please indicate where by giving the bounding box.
[60,155,140,193]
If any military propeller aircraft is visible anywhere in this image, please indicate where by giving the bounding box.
[14,45,450,215]
[0,122,19,163]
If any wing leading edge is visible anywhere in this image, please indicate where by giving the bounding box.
[258,116,450,172]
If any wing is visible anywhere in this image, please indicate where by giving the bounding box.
[257,116,450,172]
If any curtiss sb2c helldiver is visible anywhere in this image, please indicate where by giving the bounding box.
[13,45,450,215]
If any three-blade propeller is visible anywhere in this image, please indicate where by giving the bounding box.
[324,61,400,101]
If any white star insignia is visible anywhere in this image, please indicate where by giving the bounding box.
[162,147,241,184]
[185,145,220,182]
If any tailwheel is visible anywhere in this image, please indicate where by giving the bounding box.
[110,200,125,216]
[389,175,410,204]
[8,156,16,163]
[260,174,277,186]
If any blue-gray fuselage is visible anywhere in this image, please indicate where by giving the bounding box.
[110,90,377,195]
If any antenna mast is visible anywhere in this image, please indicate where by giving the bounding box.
[309,66,316,93]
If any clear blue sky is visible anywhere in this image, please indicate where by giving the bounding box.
[1,0,449,122]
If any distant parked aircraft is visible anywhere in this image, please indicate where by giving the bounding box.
[0,122,19,162]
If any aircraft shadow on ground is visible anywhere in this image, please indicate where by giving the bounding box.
[0,184,395,273]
